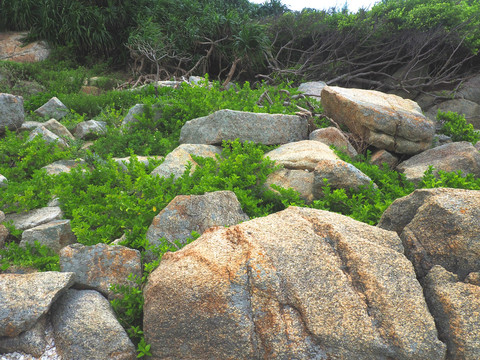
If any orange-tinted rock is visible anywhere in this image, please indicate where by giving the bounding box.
[144,207,445,359]
[321,85,435,154]
[0,32,50,63]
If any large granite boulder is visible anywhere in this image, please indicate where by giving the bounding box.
[0,93,24,134]
[321,86,435,154]
[28,126,69,149]
[42,118,75,140]
[396,141,480,185]
[179,109,308,145]
[150,144,222,180]
[297,81,326,98]
[309,126,358,158]
[0,272,75,337]
[424,265,480,360]
[378,188,480,279]
[144,206,445,359]
[51,289,136,360]
[73,120,107,140]
[146,191,248,250]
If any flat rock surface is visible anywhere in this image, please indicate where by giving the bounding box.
[0,272,74,337]
[4,207,63,231]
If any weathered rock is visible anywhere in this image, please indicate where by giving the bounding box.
[34,97,68,120]
[0,272,75,337]
[150,144,222,180]
[457,73,480,104]
[146,191,248,251]
[59,243,141,299]
[0,210,5,223]
[19,120,43,132]
[4,206,63,231]
[179,109,308,145]
[114,155,163,172]
[265,140,338,171]
[427,98,480,129]
[432,134,453,148]
[121,103,163,128]
[51,289,136,360]
[20,220,76,254]
[73,120,107,140]
[321,85,435,154]
[313,159,374,195]
[144,206,445,360]
[378,188,480,279]
[0,93,24,133]
[41,159,87,175]
[370,149,399,169]
[0,225,7,249]
[0,174,7,188]
[424,265,480,360]
[80,85,101,95]
[42,118,75,140]
[264,168,314,203]
[465,272,480,286]
[265,141,373,199]
[396,141,480,184]
[298,81,326,98]
[0,32,49,63]
[0,315,48,357]
[28,126,69,149]
[309,127,358,158]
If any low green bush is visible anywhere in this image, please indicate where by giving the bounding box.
[437,110,480,144]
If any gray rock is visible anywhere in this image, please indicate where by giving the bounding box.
[28,126,69,149]
[0,174,7,188]
[179,109,308,145]
[0,210,5,223]
[0,225,7,249]
[4,207,63,231]
[121,103,163,128]
[424,266,480,360]
[20,220,76,254]
[42,118,74,140]
[321,86,435,154]
[146,191,249,251]
[309,127,358,158]
[396,141,480,184]
[51,289,136,360]
[431,134,453,148]
[73,120,107,140]
[427,98,480,129]
[0,315,48,357]
[0,93,24,134]
[457,73,480,104]
[150,144,222,180]
[34,97,68,120]
[41,159,87,176]
[59,243,141,299]
[0,272,75,337]
[378,188,480,279]
[144,206,445,359]
[297,81,326,98]
[19,121,43,132]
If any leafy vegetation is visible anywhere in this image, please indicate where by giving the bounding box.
[1,0,480,355]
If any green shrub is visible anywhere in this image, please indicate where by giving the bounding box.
[437,110,480,144]
[0,241,60,272]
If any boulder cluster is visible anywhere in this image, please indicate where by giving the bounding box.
[1,78,480,359]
